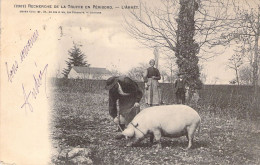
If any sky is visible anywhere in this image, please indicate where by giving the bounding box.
[52,0,237,84]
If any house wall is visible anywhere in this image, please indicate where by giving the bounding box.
[68,69,79,79]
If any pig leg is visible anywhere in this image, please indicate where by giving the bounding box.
[153,130,162,149]
[185,134,192,150]
[186,125,196,149]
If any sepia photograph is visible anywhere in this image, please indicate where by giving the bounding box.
[1,0,260,164]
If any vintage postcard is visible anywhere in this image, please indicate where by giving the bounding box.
[1,0,259,164]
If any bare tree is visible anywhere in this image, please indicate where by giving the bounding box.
[125,0,231,53]
[220,0,260,100]
[161,53,177,83]
[124,0,233,92]
[124,0,179,54]
[55,64,62,78]
[231,37,255,85]
[109,64,123,77]
[239,64,253,85]
[227,52,243,85]
[127,63,149,81]
[199,64,207,83]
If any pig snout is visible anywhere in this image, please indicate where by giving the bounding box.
[122,124,147,147]
[122,127,135,138]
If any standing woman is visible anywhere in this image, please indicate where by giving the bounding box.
[143,59,161,106]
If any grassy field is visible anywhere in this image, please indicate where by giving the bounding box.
[50,83,260,165]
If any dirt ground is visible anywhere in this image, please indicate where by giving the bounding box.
[50,89,260,164]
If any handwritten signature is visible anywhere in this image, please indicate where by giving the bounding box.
[21,63,48,112]
[5,30,39,83]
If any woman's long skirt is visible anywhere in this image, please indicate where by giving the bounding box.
[145,78,161,106]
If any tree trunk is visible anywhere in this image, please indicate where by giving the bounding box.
[252,7,259,104]
[154,47,159,69]
[176,0,202,91]
[249,43,254,84]
[235,67,240,85]
[170,66,173,83]
[253,32,259,101]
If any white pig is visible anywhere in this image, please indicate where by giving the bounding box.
[122,104,201,149]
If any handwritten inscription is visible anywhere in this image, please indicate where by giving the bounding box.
[5,61,18,83]
[5,30,49,113]
[20,30,39,62]
[5,30,39,83]
[21,63,48,112]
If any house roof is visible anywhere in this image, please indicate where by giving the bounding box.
[72,66,111,74]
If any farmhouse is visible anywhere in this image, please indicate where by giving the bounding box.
[68,66,112,80]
